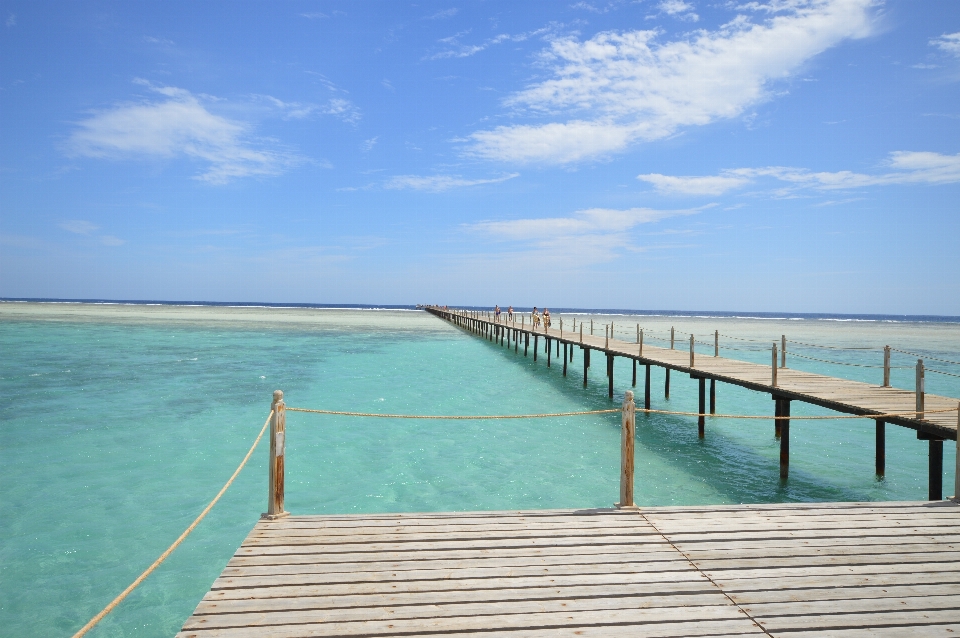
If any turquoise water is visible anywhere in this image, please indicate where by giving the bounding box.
[1,304,958,637]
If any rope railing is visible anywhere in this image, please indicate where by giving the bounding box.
[788,351,911,369]
[71,411,274,638]
[891,348,960,367]
[286,405,959,421]
[440,308,960,373]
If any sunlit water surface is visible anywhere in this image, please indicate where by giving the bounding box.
[1,303,958,636]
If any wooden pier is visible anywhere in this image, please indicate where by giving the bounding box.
[178,501,960,637]
[427,307,959,500]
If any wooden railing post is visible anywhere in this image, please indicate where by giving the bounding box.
[883,346,891,387]
[617,390,637,509]
[639,329,643,356]
[781,335,786,368]
[714,330,718,357]
[670,327,675,349]
[954,403,960,502]
[916,359,925,420]
[264,390,288,519]
[689,334,695,368]
[772,343,778,387]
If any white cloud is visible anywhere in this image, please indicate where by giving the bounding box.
[467,0,876,163]
[5,13,15,27]
[931,32,960,57]
[428,26,555,60]
[426,8,458,19]
[467,205,703,262]
[360,137,378,152]
[470,206,698,238]
[256,94,361,123]
[59,220,125,246]
[66,82,302,184]
[637,173,752,195]
[658,0,699,21]
[638,151,960,195]
[301,12,328,19]
[385,173,520,192]
[59,220,99,235]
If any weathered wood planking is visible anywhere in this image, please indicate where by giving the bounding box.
[178,502,960,637]
[429,308,959,440]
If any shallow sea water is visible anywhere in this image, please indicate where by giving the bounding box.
[1,303,958,637]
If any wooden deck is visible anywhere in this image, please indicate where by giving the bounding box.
[178,501,960,637]
[428,308,959,440]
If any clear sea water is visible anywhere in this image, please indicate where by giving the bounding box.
[1,302,958,637]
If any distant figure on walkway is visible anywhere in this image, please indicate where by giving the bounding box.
[532,307,541,330]
[495,305,501,319]
[543,308,551,329]
[507,306,514,321]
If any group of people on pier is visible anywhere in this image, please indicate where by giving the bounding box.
[494,305,552,330]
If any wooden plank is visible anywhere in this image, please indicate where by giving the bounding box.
[193,580,719,615]
[729,582,960,605]
[234,534,669,556]
[222,549,682,577]
[206,571,713,600]
[756,608,960,633]
[227,541,679,567]
[183,592,734,630]
[175,603,753,638]
[211,556,698,590]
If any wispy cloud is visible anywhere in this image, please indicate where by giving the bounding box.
[5,13,15,27]
[637,151,960,195]
[385,173,520,191]
[428,25,556,60]
[255,94,361,123]
[931,32,960,57]
[58,220,126,246]
[360,137,378,152]
[66,81,304,184]
[301,12,328,19]
[426,8,458,20]
[657,0,699,21]
[467,205,703,262]
[466,0,877,164]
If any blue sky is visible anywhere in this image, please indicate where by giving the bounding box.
[1,0,959,313]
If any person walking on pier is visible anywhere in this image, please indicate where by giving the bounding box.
[543,308,551,330]
[507,306,513,321]
[495,305,501,320]
[532,307,541,330]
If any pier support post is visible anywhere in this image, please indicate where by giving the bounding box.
[617,390,636,509]
[644,365,651,410]
[264,390,288,519]
[698,377,705,438]
[665,369,670,399]
[779,399,790,479]
[583,348,590,387]
[632,359,637,387]
[534,335,538,361]
[955,403,960,502]
[547,338,551,367]
[930,439,943,501]
[525,332,529,357]
[710,379,716,414]
[608,354,614,399]
[774,398,782,439]
[563,343,568,376]
[876,420,885,478]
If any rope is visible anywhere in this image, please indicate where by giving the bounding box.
[787,339,878,351]
[927,368,960,379]
[891,348,960,367]
[287,407,620,419]
[71,411,274,638]
[788,351,910,369]
[287,406,958,421]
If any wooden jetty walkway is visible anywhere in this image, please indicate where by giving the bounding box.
[178,501,960,637]
[426,307,959,501]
